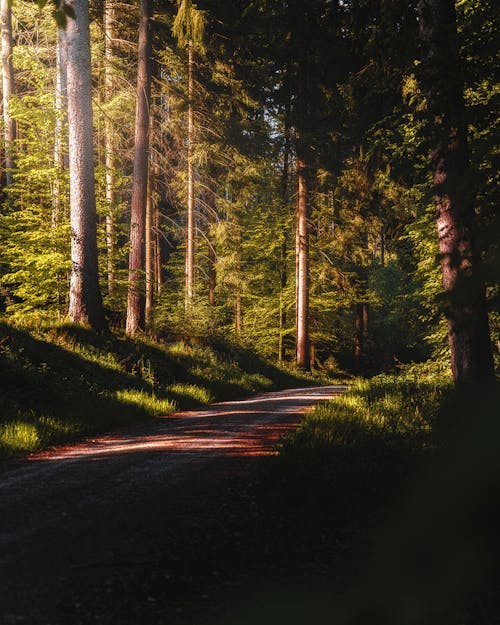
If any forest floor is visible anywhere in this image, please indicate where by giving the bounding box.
[0,385,348,625]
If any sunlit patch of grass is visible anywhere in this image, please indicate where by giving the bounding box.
[238,373,274,392]
[279,363,452,475]
[0,421,40,453]
[167,383,213,406]
[115,389,176,417]
[0,320,307,458]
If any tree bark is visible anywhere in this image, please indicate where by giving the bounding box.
[295,152,310,369]
[104,0,116,295]
[66,0,105,329]
[207,210,216,307]
[185,40,195,309]
[145,161,153,326]
[278,104,290,363]
[126,0,153,337]
[52,27,68,226]
[154,179,162,295]
[293,5,311,370]
[1,0,15,186]
[354,301,369,366]
[418,0,494,387]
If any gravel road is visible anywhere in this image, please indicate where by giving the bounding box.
[0,385,345,624]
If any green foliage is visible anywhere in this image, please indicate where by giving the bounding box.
[35,0,75,27]
[172,0,206,51]
[280,363,451,468]
[1,25,70,322]
[1,0,497,381]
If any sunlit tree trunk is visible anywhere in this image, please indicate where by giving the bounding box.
[52,27,68,226]
[296,151,310,369]
[66,0,105,329]
[278,105,290,363]
[126,0,153,337]
[293,8,311,370]
[172,0,205,310]
[418,0,494,387]
[154,165,162,295]
[185,40,195,309]
[234,208,242,335]
[207,195,216,307]
[104,0,116,294]
[1,0,16,186]
[145,161,154,326]
[208,236,216,306]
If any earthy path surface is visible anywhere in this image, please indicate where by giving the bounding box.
[0,385,345,625]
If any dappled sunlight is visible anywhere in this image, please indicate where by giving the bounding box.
[20,386,344,465]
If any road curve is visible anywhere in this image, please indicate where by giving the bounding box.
[0,384,345,623]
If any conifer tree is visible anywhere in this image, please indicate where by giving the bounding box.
[172,0,205,310]
[66,0,105,329]
[1,0,16,186]
[104,0,116,295]
[418,0,494,387]
[126,0,153,337]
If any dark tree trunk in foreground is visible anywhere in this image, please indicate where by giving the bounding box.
[66,0,105,329]
[126,0,153,337]
[1,0,16,186]
[418,0,494,387]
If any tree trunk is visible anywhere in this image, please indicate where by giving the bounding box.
[66,0,105,329]
[1,0,15,186]
[279,105,290,363]
[354,301,369,367]
[207,218,216,306]
[418,0,494,387]
[380,225,385,267]
[154,188,162,294]
[104,0,116,295]
[234,210,242,335]
[145,162,153,326]
[52,27,68,226]
[293,7,311,371]
[126,0,153,337]
[185,40,195,309]
[295,152,310,369]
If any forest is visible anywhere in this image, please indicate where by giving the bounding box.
[0,0,499,623]
[0,0,498,379]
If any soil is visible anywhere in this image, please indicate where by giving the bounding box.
[0,385,346,625]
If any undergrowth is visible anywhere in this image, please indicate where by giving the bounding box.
[269,363,500,625]
[0,320,311,458]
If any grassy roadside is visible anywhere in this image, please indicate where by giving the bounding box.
[258,363,500,625]
[0,320,315,459]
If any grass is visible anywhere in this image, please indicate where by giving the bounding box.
[266,362,500,625]
[0,320,314,459]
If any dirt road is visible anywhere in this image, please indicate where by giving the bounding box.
[0,385,345,624]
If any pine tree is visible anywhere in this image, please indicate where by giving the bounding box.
[1,0,16,186]
[66,0,105,329]
[418,0,494,387]
[172,0,205,311]
[126,0,153,337]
